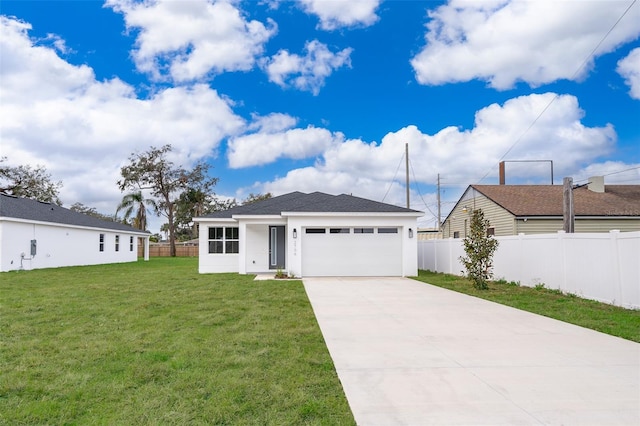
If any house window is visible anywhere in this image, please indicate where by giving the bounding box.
[378,227,398,234]
[225,227,239,254]
[99,234,105,252]
[330,228,350,234]
[354,228,374,234]
[453,231,460,239]
[115,235,120,252]
[130,236,134,251]
[487,227,495,236]
[305,228,326,234]
[208,227,239,254]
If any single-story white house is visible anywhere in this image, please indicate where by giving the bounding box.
[0,193,150,272]
[194,191,423,277]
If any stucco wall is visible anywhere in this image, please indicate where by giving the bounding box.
[1,220,141,272]
[243,224,271,273]
[197,219,240,274]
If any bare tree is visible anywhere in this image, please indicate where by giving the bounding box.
[118,145,218,256]
[0,157,62,204]
[242,192,272,205]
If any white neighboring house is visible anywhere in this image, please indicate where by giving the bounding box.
[0,193,150,272]
[194,192,423,277]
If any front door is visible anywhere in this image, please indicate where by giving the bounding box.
[268,226,286,269]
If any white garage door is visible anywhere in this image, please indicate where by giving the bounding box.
[301,226,402,276]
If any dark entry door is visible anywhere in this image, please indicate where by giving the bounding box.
[269,226,286,269]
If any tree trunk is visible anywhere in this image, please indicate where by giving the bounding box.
[168,204,176,257]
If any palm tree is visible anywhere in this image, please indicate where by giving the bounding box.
[117,191,154,231]
[180,188,208,239]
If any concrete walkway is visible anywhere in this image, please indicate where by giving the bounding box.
[303,277,640,426]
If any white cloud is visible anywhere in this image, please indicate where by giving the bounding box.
[0,16,244,222]
[247,112,298,133]
[298,0,381,30]
[228,119,344,168]
[617,47,640,100]
[411,0,640,89]
[263,40,352,94]
[106,0,276,82]
[246,92,618,214]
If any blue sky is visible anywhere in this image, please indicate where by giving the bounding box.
[1,0,639,232]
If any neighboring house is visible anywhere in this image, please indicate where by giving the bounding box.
[417,227,441,240]
[0,193,150,272]
[194,191,423,277]
[442,177,640,238]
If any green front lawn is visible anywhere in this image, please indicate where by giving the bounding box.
[0,258,355,425]
[413,270,640,343]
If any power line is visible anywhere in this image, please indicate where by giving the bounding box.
[603,165,640,177]
[381,150,405,203]
[477,0,637,184]
[573,166,640,184]
[408,157,438,219]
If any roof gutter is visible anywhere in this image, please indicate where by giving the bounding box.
[281,211,424,218]
[0,216,151,235]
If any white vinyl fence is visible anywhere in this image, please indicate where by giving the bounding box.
[418,231,640,309]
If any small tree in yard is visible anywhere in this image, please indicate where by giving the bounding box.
[459,209,499,290]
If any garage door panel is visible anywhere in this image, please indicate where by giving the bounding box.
[302,228,402,276]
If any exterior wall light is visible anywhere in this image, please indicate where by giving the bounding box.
[293,228,297,239]
[409,228,414,238]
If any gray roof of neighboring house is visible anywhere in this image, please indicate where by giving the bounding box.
[198,191,423,219]
[0,193,150,234]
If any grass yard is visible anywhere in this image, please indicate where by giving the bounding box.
[0,258,355,425]
[413,270,640,343]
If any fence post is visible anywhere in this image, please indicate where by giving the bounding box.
[557,230,566,292]
[448,238,453,274]
[433,240,438,272]
[517,233,524,284]
[610,230,621,306]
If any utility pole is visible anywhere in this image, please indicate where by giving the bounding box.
[405,143,410,209]
[563,177,574,233]
[437,173,441,232]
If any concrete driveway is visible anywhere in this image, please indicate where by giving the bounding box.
[303,277,640,426]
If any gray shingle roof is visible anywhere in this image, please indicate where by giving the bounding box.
[0,193,150,234]
[198,191,423,219]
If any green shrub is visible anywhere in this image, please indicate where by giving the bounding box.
[459,209,499,290]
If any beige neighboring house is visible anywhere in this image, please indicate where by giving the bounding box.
[417,228,441,240]
[442,177,640,238]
